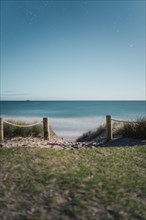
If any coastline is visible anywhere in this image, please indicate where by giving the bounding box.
[1,100,145,141]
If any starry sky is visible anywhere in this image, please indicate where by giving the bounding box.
[1,0,145,100]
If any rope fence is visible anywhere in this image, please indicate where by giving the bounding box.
[0,117,50,141]
[106,115,141,140]
[3,120,42,128]
[0,115,143,142]
[111,118,138,124]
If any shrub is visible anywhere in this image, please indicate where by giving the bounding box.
[117,118,146,139]
[4,120,43,138]
[76,118,146,142]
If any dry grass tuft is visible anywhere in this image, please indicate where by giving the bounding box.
[76,124,106,142]
[76,118,146,142]
[4,120,56,138]
[115,118,146,139]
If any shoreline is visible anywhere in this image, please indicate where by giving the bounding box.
[1,115,106,141]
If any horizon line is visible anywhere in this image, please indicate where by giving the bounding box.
[1,99,145,102]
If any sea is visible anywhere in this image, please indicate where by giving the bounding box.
[0,101,146,141]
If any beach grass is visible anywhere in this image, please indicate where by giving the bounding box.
[77,118,146,142]
[115,118,146,139]
[76,124,106,142]
[4,120,43,138]
[4,120,56,138]
[0,146,146,220]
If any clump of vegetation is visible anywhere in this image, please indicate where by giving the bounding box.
[4,120,56,138]
[76,124,106,142]
[116,118,146,139]
[4,120,43,138]
[77,118,146,142]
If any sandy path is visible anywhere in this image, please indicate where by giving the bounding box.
[0,136,146,149]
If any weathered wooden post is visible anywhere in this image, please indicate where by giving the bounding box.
[43,117,50,140]
[0,118,4,142]
[106,115,112,141]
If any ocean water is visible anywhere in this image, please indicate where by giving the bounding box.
[0,101,145,140]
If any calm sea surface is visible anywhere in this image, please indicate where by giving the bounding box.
[0,101,145,140]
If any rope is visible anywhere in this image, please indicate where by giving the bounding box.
[3,120,42,128]
[112,119,138,124]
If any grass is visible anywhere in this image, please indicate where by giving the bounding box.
[115,118,146,139]
[77,118,146,142]
[4,120,56,138]
[0,146,146,220]
[76,124,106,142]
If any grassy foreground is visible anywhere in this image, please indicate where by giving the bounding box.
[0,146,146,220]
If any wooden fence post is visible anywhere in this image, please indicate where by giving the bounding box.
[0,118,4,142]
[43,117,50,140]
[106,115,112,141]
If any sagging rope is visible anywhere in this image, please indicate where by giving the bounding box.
[112,119,138,124]
[3,120,42,128]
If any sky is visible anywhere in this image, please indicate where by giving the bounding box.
[0,0,145,100]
